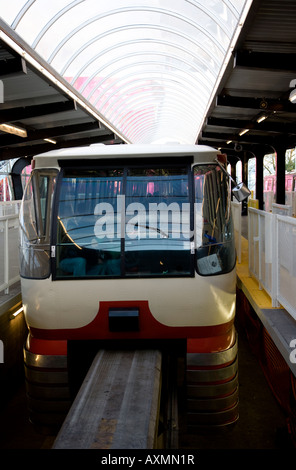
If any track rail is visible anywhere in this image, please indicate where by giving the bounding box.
[52,349,168,449]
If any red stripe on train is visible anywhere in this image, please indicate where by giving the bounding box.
[29,300,234,353]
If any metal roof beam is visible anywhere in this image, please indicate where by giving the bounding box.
[206,116,296,134]
[0,122,108,147]
[234,50,296,72]
[198,138,256,153]
[0,56,27,78]
[202,130,272,145]
[0,100,78,124]
[216,94,296,113]
[0,133,118,160]
[201,130,296,147]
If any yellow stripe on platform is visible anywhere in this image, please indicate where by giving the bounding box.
[236,236,281,310]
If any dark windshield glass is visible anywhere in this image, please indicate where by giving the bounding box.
[125,167,191,276]
[56,169,123,277]
[55,166,192,278]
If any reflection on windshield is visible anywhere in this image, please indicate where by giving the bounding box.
[54,164,235,279]
[194,164,235,275]
[56,166,192,278]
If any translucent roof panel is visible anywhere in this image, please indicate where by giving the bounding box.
[0,0,253,144]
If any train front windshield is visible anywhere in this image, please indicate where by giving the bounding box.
[19,161,235,280]
[55,166,192,278]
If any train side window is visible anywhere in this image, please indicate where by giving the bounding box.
[19,169,58,279]
[20,173,37,243]
[193,164,235,276]
[33,173,48,239]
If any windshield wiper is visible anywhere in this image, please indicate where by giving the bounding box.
[134,223,169,238]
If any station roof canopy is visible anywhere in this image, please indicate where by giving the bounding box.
[0,0,296,160]
[0,0,253,158]
[199,0,296,157]
[0,18,125,161]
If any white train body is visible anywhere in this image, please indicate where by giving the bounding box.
[20,144,236,349]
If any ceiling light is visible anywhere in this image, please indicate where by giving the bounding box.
[0,123,27,138]
[257,115,267,123]
[226,140,232,144]
[239,128,249,136]
[44,138,56,144]
[289,88,296,103]
[10,306,24,320]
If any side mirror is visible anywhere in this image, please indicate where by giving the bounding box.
[215,159,251,202]
[232,182,251,202]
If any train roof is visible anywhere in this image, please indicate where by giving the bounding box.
[32,144,220,169]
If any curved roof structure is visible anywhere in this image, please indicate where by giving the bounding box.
[0,0,252,144]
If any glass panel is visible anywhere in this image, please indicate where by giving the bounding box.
[194,164,235,276]
[0,159,18,201]
[39,175,48,235]
[125,167,191,276]
[55,165,192,278]
[263,153,276,212]
[21,163,32,193]
[248,157,256,198]
[19,169,57,278]
[56,169,123,278]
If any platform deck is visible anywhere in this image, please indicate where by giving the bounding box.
[236,236,296,378]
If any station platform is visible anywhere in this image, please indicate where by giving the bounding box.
[236,236,296,379]
[235,232,296,445]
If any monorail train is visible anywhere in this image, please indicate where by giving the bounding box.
[20,144,240,431]
[264,172,296,193]
[264,172,296,213]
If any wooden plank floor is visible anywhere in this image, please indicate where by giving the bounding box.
[52,349,162,449]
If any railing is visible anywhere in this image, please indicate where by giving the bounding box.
[248,207,296,321]
[248,208,275,303]
[0,201,21,294]
[276,214,296,319]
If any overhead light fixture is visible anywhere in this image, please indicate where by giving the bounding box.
[10,306,24,320]
[289,88,296,103]
[239,128,249,136]
[226,140,232,145]
[289,79,296,103]
[44,138,56,144]
[257,115,267,123]
[0,123,27,138]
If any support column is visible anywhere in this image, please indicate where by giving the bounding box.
[255,150,264,210]
[275,142,286,205]
[241,151,248,215]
